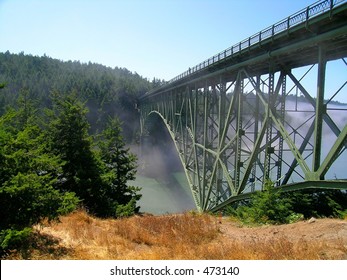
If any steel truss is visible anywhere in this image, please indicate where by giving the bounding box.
[140,1,347,212]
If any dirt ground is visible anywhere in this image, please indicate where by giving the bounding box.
[219,218,347,243]
[218,217,347,259]
[5,212,347,260]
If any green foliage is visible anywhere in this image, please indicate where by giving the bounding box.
[0,86,143,255]
[287,189,347,219]
[58,192,81,216]
[0,51,153,140]
[99,117,141,215]
[228,180,294,225]
[47,92,141,218]
[0,228,32,252]
[0,173,76,228]
[0,52,147,255]
[48,92,105,213]
[286,212,304,224]
[115,198,139,218]
[0,103,79,254]
[227,182,347,225]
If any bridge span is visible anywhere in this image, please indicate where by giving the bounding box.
[139,0,347,212]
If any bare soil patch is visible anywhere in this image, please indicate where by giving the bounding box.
[218,217,347,259]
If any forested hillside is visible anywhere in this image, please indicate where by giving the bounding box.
[0,51,164,255]
[0,51,164,140]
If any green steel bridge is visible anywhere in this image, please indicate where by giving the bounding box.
[139,0,347,212]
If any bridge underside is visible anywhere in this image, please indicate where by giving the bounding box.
[140,1,347,212]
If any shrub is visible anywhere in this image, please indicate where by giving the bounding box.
[227,182,347,224]
[228,180,294,225]
[0,228,32,253]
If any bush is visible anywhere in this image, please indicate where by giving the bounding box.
[227,182,347,225]
[0,228,32,253]
[227,180,295,225]
[285,189,347,219]
[115,198,138,218]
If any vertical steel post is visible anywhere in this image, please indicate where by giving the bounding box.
[235,72,244,189]
[276,73,286,186]
[218,78,226,200]
[313,45,326,177]
[202,81,209,209]
[193,83,202,207]
[251,75,261,192]
[264,71,274,186]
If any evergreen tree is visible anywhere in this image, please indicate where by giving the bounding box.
[0,51,153,141]
[99,117,141,217]
[48,91,141,217]
[0,103,78,254]
[48,92,105,214]
[229,180,293,224]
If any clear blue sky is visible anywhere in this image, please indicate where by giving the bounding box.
[1,0,318,81]
[0,0,346,104]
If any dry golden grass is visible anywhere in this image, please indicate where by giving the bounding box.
[4,210,347,260]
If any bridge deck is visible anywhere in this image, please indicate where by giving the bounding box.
[142,0,347,98]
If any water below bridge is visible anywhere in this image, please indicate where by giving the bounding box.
[130,116,195,214]
[131,103,347,214]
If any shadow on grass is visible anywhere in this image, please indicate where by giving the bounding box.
[3,231,73,260]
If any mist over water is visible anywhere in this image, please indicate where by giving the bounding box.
[130,116,195,214]
[130,102,347,214]
[285,101,347,179]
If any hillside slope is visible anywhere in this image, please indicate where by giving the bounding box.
[0,51,153,140]
[4,210,347,260]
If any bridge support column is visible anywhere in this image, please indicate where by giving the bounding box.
[235,72,244,190]
[264,70,275,188]
[251,75,261,192]
[312,45,326,178]
[276,73,286,186]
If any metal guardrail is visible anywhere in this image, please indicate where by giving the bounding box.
[167,0,346,85]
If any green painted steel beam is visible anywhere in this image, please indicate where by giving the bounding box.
[312,46,326,175]
[212,180,347,213]
[317,125,347,178]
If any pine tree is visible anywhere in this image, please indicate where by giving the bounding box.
[229,180,293,224]
[99,117,141,217]
[0,100,78,253]
[48,92,104,214]
[48,92,141,217]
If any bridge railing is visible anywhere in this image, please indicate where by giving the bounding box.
[167,0,345,85]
